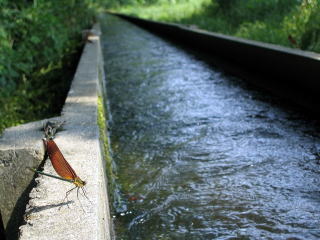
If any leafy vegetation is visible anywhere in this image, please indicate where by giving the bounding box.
[110,0,320,52]
[0,0,101,133]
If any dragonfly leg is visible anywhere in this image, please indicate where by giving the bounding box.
[59,186,77,210]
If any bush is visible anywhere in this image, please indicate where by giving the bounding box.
[235,21,288,45]
[112,0,320,52]
[210,0,299,33]
[0,0,98,133]
[283,0,320,52]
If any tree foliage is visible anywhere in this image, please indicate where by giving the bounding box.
[0,0,98,132]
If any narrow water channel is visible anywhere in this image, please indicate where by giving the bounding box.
[101,14,320,240]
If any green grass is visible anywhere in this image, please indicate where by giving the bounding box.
[111,0,320,53]
[113,0,211,22]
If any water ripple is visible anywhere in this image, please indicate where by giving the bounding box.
[102,14,320,240]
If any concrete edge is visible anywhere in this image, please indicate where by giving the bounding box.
[13,23,112,240]
[110,12,320,114]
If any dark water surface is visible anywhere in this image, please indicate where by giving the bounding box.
[101,14,320,240]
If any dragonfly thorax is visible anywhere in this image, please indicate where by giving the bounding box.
[74,177,86,187]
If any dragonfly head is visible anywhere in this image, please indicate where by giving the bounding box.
[43,120,65,140]
[44,123,56,140]
[74,177,86,187]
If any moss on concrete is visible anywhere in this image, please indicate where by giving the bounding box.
[97,96,117,193]
[97,96,111,165]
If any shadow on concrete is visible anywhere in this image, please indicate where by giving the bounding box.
[5,172,37,240]
[4,151,47,240]
[25,201,73,215]
[0,210,6,240]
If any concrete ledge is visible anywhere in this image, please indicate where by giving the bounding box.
[0,119,47,238]
[0,24,112,240]
[111,13,320,114]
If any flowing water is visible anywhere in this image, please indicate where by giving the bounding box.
[101,14,320,240]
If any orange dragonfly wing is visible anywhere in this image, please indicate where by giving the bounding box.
[43,139,78,181]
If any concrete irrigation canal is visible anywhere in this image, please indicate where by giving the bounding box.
[1,13,320,239]
[101,14,320,239]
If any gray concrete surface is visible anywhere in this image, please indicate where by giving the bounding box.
[0,23,112,240]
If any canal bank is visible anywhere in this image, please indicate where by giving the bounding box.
[0,24,113,240]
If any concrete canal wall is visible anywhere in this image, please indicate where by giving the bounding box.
[0,24,112,240]
[112,13,320,115]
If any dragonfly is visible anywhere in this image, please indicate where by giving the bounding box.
[29,137,88,203]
